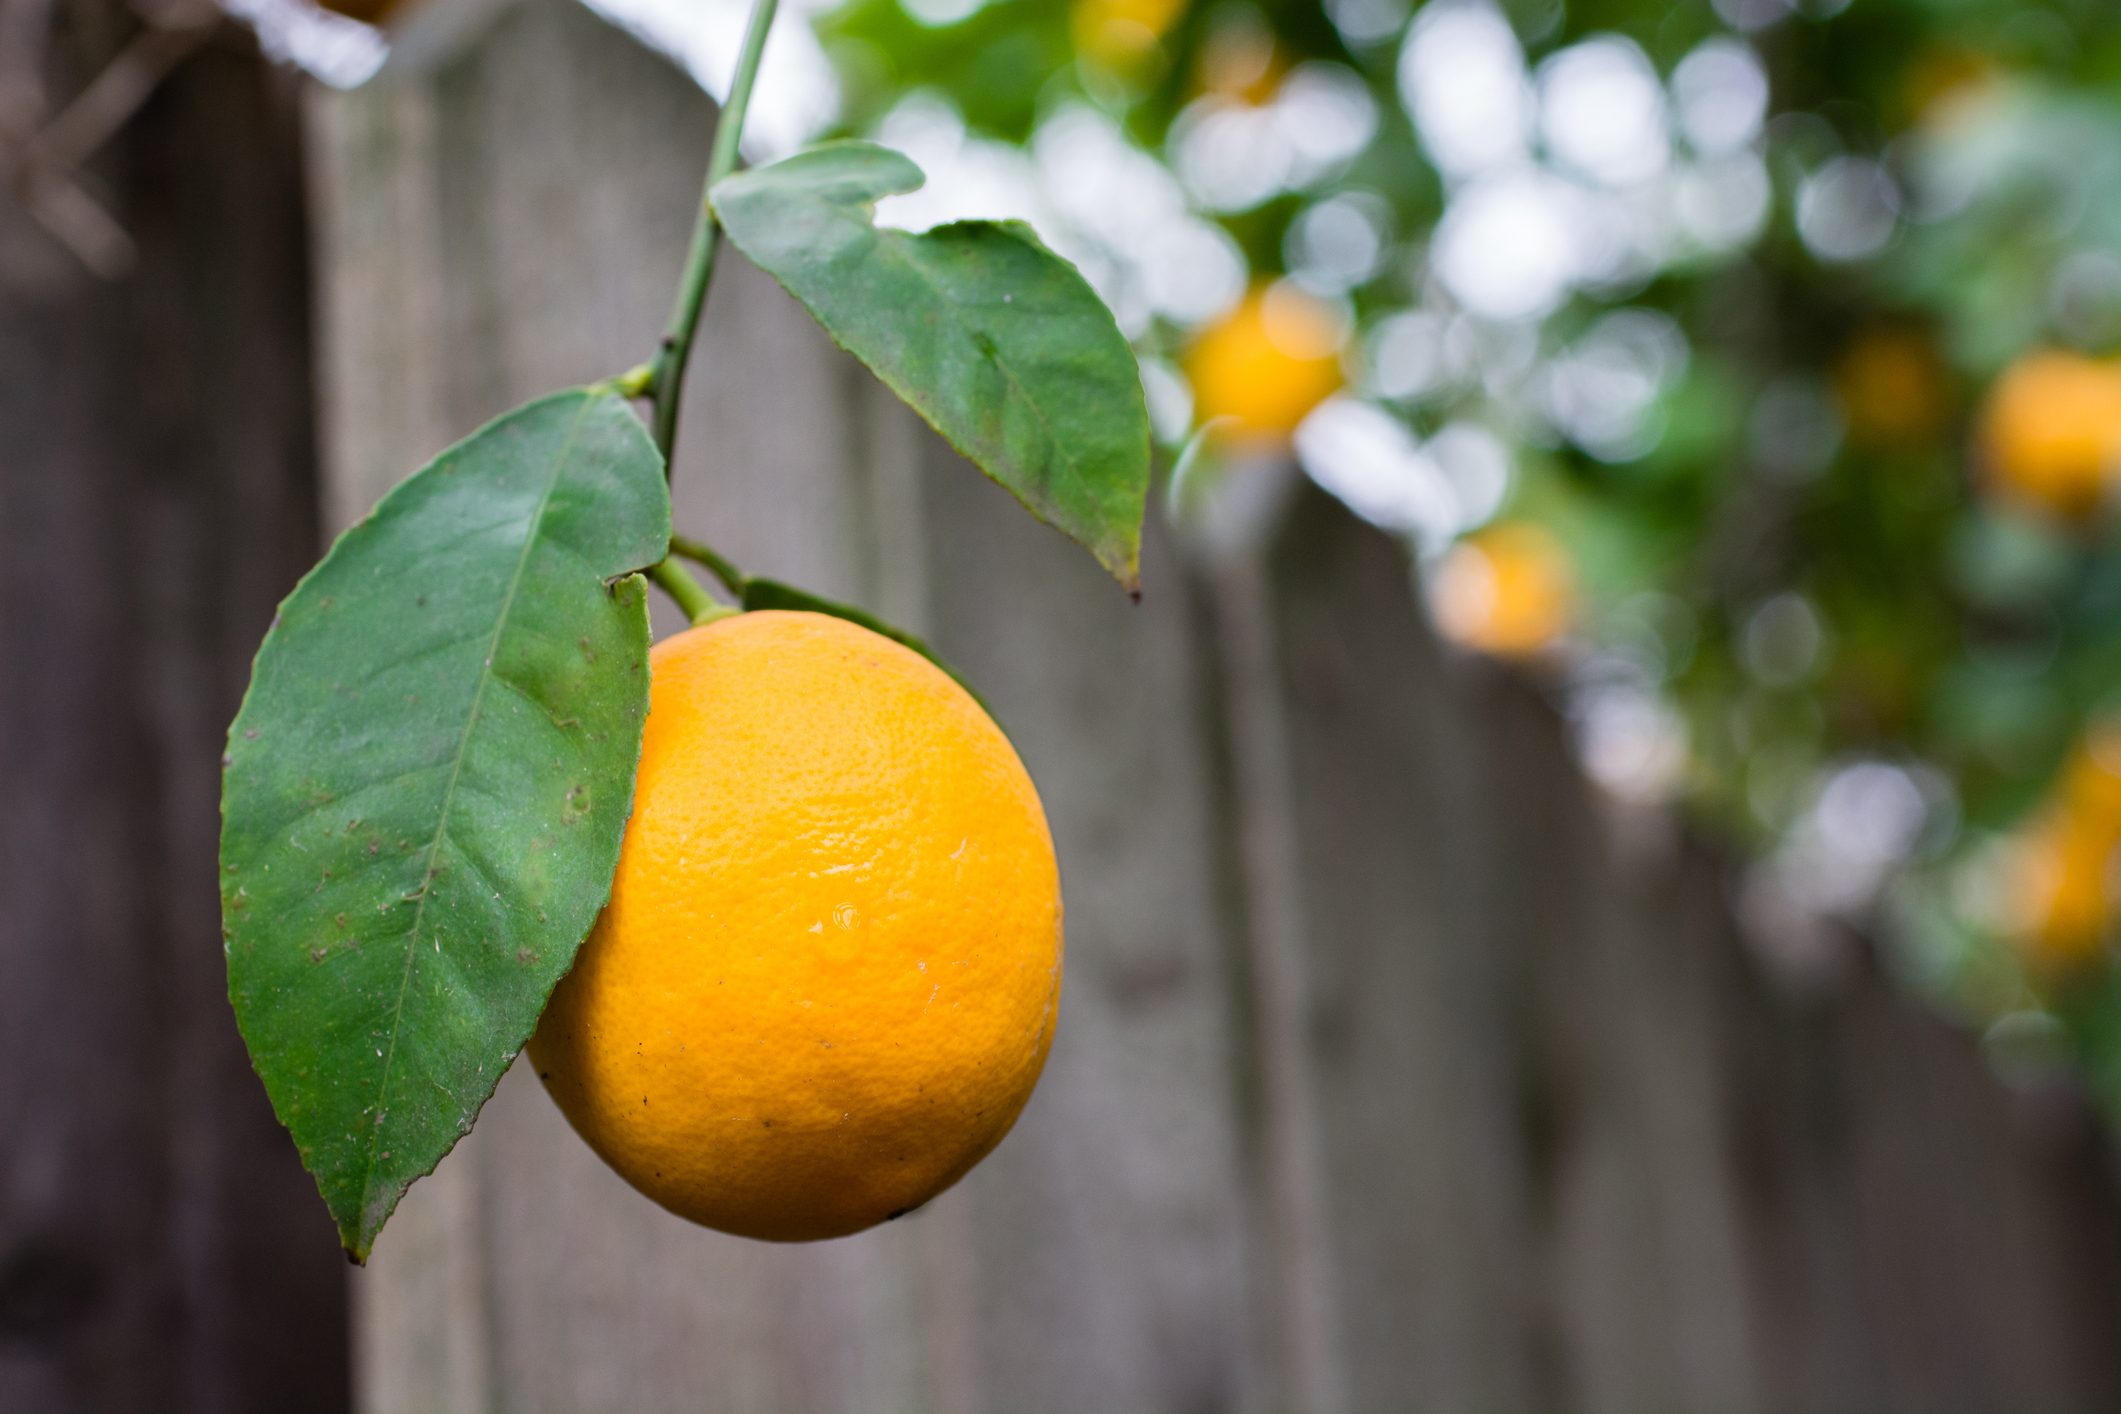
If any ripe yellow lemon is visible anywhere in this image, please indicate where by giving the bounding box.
[1833,327,1946,449]
[1430,522,1575,659]
[2007,729,2121,964]
[529,611,1063,1242]
[1073,0,1187,71]
[1977,350,2121,520]
[1195,17,1284,105]
[1184,283,1345,446]
[1898,46,2001,131]
[2009,813,2117,964]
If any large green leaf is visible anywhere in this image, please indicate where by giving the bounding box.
[711,141,1151,591]
[220,388,669,1260]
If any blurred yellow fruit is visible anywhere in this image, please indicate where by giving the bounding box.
[1899,46,2001,130]
[1073,0,1186,71]
[530,612,1063,1242]
[1183,283,1345,445]
[1430,522,1575,659]
[1977,350,2121,520]
[1833,327,1947,448]
[1195,18,1283,105]
[2060,726,2121,822]
[315,0,405,24]
[2009,815,2118,963]
[2008,731,2121,963]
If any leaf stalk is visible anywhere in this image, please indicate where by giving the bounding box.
[668,533,748,596]
[646,558,733,626]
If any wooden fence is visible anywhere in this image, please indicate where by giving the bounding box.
[15,0,2121,1409]
[311,5,2121,1412]
[0,10,346,1411]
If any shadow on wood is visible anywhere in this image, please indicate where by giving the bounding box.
[0,8,349,1412]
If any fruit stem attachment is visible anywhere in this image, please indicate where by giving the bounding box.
[669,534,747,596]
[645,0,781,467]
[647,557,735,626]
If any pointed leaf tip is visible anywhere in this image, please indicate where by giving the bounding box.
[712,141,1150,589]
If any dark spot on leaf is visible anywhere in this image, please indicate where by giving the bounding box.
[309,946,328,964]
[578,637,596,665]
[243,729,258,740]
[516,948,538,966]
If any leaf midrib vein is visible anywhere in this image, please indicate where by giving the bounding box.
[798,199,1120,541]
[352,392,598,1229]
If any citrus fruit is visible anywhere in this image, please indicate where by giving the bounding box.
[1073,0,1187,72]
[2007,729,2121,963]
[1430,522,1575,659]
[1977,350,2121,520]
[1832,327,1946,449]
[1195,16,1284,105]
[1184,283,1345,446]
[2009,813,2116,963]
[528,611,1063,1242]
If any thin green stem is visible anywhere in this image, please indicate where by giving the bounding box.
[646,558,734,626]
[648,0,781,465]
[668,534,747,597]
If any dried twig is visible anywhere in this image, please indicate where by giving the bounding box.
[0,0,220,278]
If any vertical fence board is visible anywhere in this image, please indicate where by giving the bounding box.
[0,15,347,1414]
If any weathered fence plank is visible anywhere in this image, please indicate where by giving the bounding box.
[312,4,2121,1411]
[0,12,347,1412]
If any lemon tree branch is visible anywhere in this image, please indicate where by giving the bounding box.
[645,0,781,466]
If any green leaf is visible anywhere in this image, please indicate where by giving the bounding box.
[219,388,669,1260]
[711,141,1151,591]
[739,576,989,712]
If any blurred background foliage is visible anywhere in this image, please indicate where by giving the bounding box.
[793,0,2121,1107]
